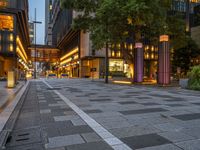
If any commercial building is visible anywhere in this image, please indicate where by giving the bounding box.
[0,0,30,80]
[45,0,200,81]
[45,0,53,46]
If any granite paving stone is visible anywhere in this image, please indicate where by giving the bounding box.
[121,134,172,149]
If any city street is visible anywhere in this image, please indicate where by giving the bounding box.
[1,79,200,150]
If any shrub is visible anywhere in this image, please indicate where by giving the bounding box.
[188,65,200,91]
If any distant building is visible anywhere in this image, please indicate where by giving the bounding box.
[45,0,53,45]
[29,22,34,44]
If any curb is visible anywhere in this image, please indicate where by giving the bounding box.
[0,81,30,149]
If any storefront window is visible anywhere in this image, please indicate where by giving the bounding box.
[109,59,124,72]
[0,14,14,31]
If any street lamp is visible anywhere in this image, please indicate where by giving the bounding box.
[186,0,190,33]
[33,8,42,79]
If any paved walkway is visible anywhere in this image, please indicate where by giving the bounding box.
[0,81,24,111]
[2,79,200,150]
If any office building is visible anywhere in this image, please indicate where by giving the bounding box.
[0,0,30,79]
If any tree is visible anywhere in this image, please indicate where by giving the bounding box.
[61,0,171,82]
[173,37,200,75]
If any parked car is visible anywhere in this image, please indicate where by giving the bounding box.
[47,73,57,78]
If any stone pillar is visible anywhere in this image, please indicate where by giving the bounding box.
[158,35,170,85]
[134,43,144,83]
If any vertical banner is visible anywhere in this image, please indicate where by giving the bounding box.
[134,43,144,83]
[158,35,170,85]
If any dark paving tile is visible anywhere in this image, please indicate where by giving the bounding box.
[98,96,110,98]
[149,94,174,99]
[165,98,185,102]
[119,95,132,98]
[59,125,93,136]
[89,99,111,102]
[119,108,167,115]
[6,143,44,150]
[136,97,151,99]
[47,88,61,90]
[192,103,200,106]
[66,141,112,150]
[166,104,185,107]
[118,101,137,105]
[140,102,160,106]
[84,109,103,113]
[121,134,171,149]
[172,113,200,121]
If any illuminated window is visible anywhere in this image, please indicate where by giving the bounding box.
[49,5,52,10]
[0,15,14,31]
[9,33,13,41]
[112,51,115,57]
[0,0,8,7]
[9,44,13,52]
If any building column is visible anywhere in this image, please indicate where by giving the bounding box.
[134,43,144,83]
[158,35,170,85]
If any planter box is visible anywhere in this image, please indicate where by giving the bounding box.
[179,79,189,89]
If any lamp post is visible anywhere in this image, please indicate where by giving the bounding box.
[186,0,190,33]
[33,8,42,79]
[158,35,170,85]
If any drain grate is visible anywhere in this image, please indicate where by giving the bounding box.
[5,128,42,148]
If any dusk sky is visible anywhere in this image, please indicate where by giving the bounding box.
[29,0,45,45]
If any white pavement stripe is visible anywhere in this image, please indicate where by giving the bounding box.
[0,81,29,132]
[43,80,133,150]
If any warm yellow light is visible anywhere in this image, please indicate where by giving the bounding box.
[60,54,79,65]
[9,34,13,41]
[60,47,78,61]
[129,44,133,50]
[113,80,132,84]
[0,0,8,8]
[9,44,13,52]
[16,36,28,61]
[17,47,27,63]
[112,51,115,57]
[0,14,13,31]
[160,35,169,42]
[7,71,15,88]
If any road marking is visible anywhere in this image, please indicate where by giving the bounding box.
[43,80,132,150]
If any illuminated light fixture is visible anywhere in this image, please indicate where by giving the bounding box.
[17,47,27,63]
[113,80,132,84]
[60,47,79,61]
[135,43,143,48]
[7,71,15,88]
[129,44,133,50]
[16,36,28,61]
[160,35,169,42]
[60,54,79,65]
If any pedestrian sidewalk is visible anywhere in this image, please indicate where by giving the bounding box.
[0,81,25,111]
